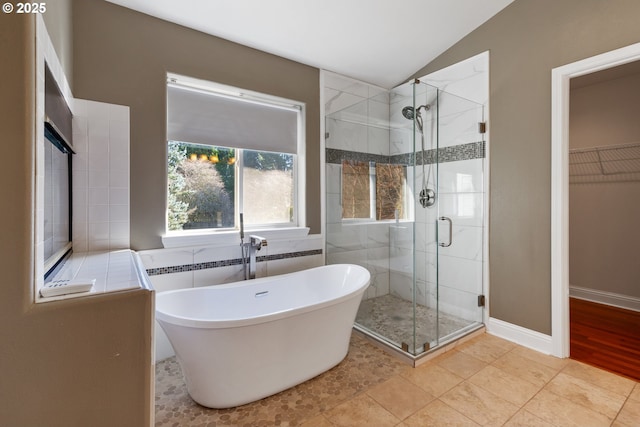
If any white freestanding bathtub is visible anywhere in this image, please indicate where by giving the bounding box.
[155,264,370,408]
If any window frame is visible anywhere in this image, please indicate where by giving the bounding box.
[163,74,307,246]
[43,119,74,278]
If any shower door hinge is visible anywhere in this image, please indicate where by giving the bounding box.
[478,122,487,134]
[478,295,486,307]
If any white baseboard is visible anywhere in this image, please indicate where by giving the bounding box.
[570,286,640,312]
[486,317,553,355]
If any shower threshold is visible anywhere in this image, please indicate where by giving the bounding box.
[353,322,485,367]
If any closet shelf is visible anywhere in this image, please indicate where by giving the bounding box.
[569,141,640,183]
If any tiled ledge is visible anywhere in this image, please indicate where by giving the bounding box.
[36,249,151,303]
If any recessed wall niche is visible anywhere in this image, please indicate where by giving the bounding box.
[35,16,131,302]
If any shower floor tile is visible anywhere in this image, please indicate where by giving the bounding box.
[355,294,474,353]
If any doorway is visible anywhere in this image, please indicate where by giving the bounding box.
[567,61,640,379]
[551,42,640,360]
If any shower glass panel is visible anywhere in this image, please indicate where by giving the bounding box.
[325,79,484,358]
[423,83,485,348]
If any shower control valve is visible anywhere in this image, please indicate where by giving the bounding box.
[419,188,436,208]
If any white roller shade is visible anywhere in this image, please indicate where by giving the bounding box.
[167,84,299,154]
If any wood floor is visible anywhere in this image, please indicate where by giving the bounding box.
[570,297,640,381]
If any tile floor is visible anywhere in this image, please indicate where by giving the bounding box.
[155,332,640,426]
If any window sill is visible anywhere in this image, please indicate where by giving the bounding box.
[162,227,310,249]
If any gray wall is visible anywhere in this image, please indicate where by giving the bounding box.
[570,69,640,149]
[410,0,640,334]
[0,13,154,426]
[569,70,640,298]
[72,0,321,250]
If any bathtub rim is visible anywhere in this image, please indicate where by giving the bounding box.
[155,263,370,330]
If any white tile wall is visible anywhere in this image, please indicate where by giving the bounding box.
[140,235,323,290]
[438,95,485,149]
[325,116,368,152]
[72,99,130,252]
[324,73,370,101]
[417,51,489,106]
[324,72,397,301]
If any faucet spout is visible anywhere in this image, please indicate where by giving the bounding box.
[249,235,268,250]
[241,235,267,280]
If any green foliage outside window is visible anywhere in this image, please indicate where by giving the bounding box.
[168,141,295,231]
[167,141,234,230]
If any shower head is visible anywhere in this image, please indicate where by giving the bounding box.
[402,104,429,132]
[401,104,430,120]
[402,106,416,120]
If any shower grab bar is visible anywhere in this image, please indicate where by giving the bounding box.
[438,216,452,247]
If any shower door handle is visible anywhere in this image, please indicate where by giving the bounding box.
[438,216,452,247]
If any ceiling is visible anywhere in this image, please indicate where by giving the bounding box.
[105,0,515,88]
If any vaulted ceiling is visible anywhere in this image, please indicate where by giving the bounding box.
[105,0,515,88]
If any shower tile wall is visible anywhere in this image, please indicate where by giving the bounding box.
[325,72,392,300]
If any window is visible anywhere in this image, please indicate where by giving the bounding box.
[43,121,72,275]
[43,63,73,278]
[376,163,407,220]
[166,75,302,233]
[341,160,407,221]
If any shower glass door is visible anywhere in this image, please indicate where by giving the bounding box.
[413,81,485,351]
[409,82,440,354]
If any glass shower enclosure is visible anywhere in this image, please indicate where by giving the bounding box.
[325,79,485,358]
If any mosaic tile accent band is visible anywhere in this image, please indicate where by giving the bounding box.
[326,141,485,166]
[146,249,323,276]
[437,141,486,163]
[326,148,390,165]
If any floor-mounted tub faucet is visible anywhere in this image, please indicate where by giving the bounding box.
[247,235,267,279]
[239,213,268,280]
